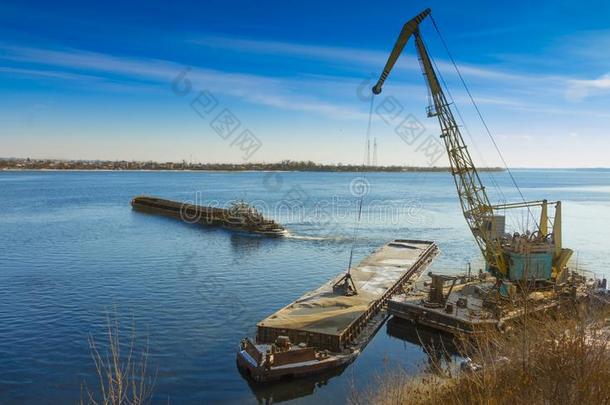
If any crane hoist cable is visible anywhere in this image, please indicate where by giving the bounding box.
[334,95,376,296]
[423,42,507,203]
[429,14,538,230]
[418,33,519,232]
[346,94,376,272]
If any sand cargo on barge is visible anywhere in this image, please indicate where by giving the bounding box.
[131,195,286,236]
[237,239,439,382]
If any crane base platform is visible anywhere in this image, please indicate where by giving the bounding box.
[388,272,596,336]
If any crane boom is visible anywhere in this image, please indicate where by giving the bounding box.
[373,11,508,275]
[372,8,431,95]
[372,9,572,282]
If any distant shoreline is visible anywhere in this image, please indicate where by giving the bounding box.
[0,158,506,173]
[0,168,506,173]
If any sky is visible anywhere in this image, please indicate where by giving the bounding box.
[1,0,610,167]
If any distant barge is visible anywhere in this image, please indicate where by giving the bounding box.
[130,195,286,236]
[237,240,439,382]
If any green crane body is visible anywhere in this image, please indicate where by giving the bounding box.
[373,9,572,283]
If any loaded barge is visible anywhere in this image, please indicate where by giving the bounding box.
[237,239,439,382]
[130,195,286,236]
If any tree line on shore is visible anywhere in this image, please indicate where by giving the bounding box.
[0,158,505,172]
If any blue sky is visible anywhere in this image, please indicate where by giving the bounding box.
[1,0,610,167]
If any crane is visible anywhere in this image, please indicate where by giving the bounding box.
[372,9,573,283]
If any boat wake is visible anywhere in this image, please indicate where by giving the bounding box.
[284,232,350,242]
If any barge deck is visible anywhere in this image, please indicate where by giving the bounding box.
[237,239,439,382]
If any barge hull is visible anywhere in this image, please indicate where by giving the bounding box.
[238,239,439,382]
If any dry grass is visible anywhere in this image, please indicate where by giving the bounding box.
[80,314,156,405]
[351,304,610,405]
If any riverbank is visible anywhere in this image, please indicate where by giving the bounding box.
[351,302,610,405]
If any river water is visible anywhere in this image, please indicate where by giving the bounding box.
[1,169,609,403]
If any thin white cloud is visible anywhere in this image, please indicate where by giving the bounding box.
[558,29,610,67]
[454,23,542,39]
[0,65,164,94]
[192,35,552,84]
[192,34,610,106]
[193,36,385,66]
[0,44,370,119]
[0,66,95,81]
[493,29,610,101]
[566,73,610,101]
[0,44,281,91]
[2,39,609,122]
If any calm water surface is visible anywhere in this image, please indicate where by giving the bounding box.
[1,169,609,404]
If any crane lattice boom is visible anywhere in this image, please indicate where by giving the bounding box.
[372,9,572,282]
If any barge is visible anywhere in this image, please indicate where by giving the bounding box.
[388,271,601,336]
[130,195,286,236]
[237,239,439,382]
